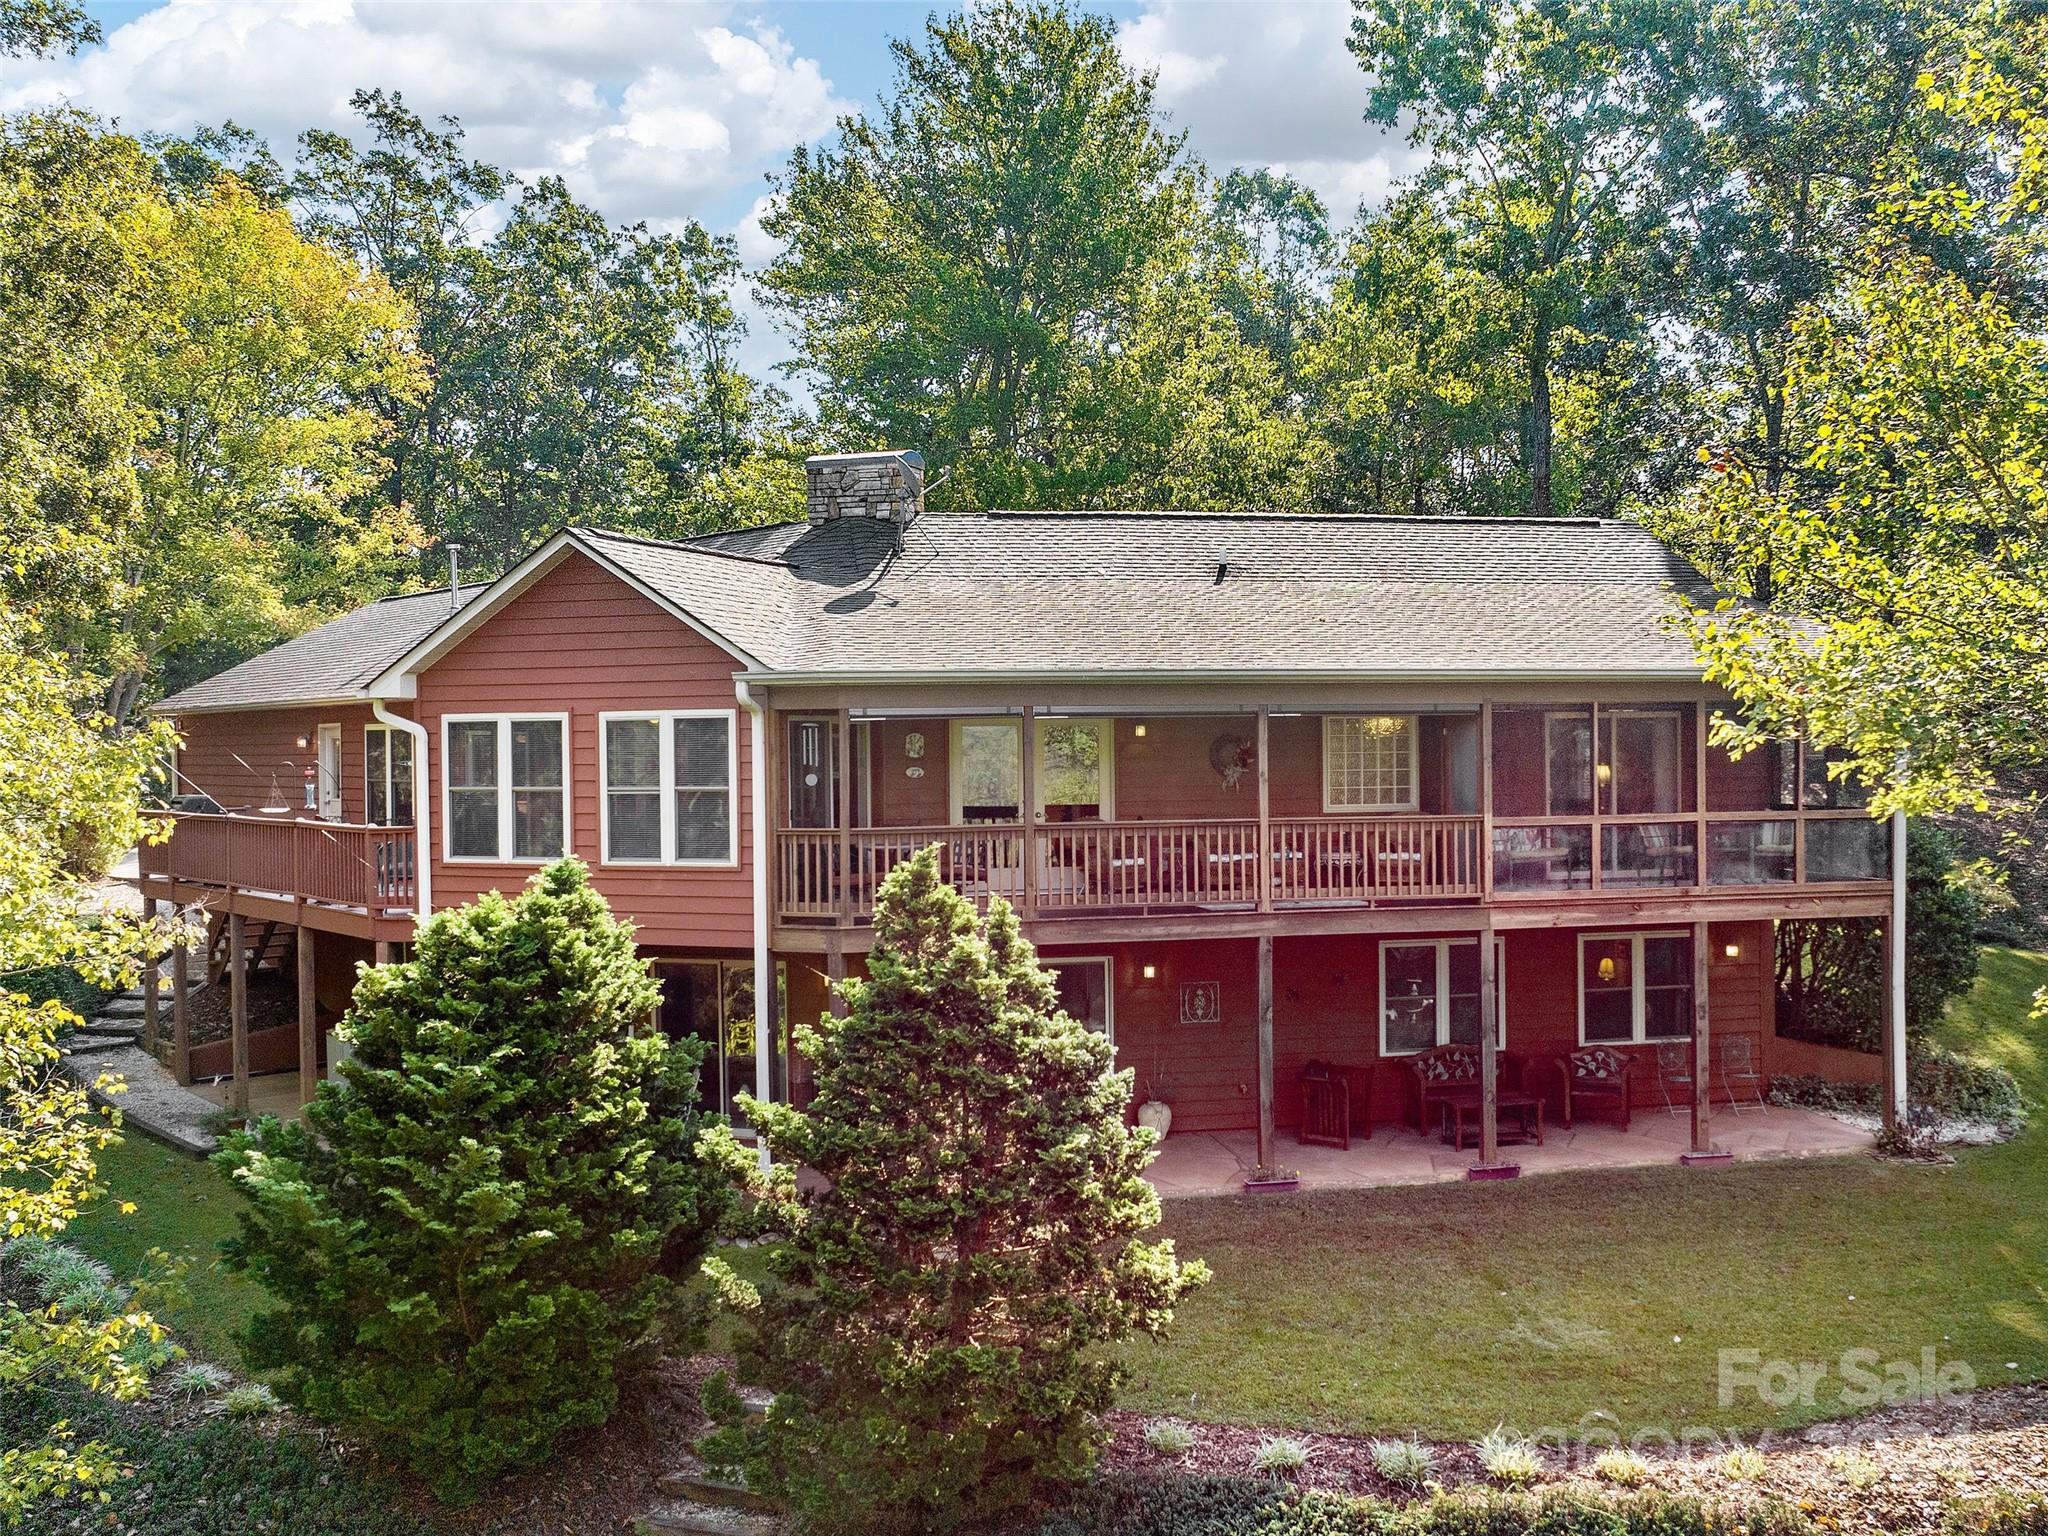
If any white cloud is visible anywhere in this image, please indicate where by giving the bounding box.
[1118,0,1426,223]
[1,0,847,232]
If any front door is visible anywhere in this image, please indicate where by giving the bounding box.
[316,723,343,819]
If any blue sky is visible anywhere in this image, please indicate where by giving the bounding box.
[15,1,1418,380]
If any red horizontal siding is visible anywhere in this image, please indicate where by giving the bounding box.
[171,704,383,821]
[416,552,756,949]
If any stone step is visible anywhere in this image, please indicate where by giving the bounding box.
[658,1463,780,1515]
[633,1502,782,1536]
[87,1017,146,1040]
[98,997,147,1019]
[62,1032,136,1057]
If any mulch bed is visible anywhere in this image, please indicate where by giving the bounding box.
[1103,1383,2048,1533]
[179,972,295,1050]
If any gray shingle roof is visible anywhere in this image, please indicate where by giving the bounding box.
[154,586,480,714]
[165,513,1721,711]
[581,512,1720,679]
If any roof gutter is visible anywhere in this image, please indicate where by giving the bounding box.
[372,700,431,922]
[733,676,772,1173]
[733,666,1710,687]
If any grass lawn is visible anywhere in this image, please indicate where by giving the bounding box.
[1114,947,2048,1440]
[62,950,2048,1444]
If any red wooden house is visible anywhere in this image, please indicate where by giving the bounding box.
[135,450,1906,1178]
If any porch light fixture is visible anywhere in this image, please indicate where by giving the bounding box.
[1142,963,1157,980]
[1133,724,1147,738]
[294,734,310,750]
[1724,941,1741,959]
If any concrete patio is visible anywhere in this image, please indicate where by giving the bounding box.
[1146,1103,1875,1197]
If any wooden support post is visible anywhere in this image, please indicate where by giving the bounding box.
[228,912,249,1117]
[1478,927,1500,1167]
[825,930,847,1020]
[296,920,318,1108]
[374,940,395,965]
[169,932,191,1085]
[1020,706,1036,920]
[1480,701,1496,901]
[1694,701,1710,892]
[1256,934,1274,1174]
[141,896,160,1058]
[1684,918,1724,1163]
[836,706,852,924]
[1256,706,1272,914]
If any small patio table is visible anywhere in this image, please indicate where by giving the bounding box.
[1435,1085,1545,1150]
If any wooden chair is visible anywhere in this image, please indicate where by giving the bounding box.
[1299,1060,1374,1149]
[1555,1046,1633,1131]
[1715,1031,1768,1112]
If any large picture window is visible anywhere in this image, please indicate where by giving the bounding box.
[1323,715,1417,812]
[600,710,737,866]
[443,715,568,862]
[1378,937,1506,1055]
[1578,932,1694,1045]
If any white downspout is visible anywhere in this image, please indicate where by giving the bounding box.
[372,699,432,921]
[735,678,772,1171]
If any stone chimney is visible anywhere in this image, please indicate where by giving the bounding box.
[805,450,925,524]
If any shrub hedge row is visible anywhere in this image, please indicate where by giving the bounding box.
[1039,1474,1814,1536]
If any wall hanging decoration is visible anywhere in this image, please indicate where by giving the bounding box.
[904,731,925,758]
[1179,980,1221,1025]
[1207,733,1256,791]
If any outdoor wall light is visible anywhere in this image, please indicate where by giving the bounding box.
[294,734,310,750]
[1133,723,1147,738]
[1141,963,1157,980]
[1724,941,1741,959]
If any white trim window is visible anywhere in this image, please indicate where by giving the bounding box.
[1323,715,1418,812]
[600,710,738,867]
[1045,956,1113,1044]
[364,724,416,827]
[1578,931,1694,1045]
[443,714,569,863]
[1378,937,1507,1055]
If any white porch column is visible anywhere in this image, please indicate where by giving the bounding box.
[1885,808,1909,1130]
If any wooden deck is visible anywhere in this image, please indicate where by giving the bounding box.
[135,812,418,938]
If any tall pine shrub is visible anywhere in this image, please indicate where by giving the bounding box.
[216,859,731,1501]
[704,846,1206,1534]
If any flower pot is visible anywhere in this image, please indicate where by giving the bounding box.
[1138,1100,1173,1138]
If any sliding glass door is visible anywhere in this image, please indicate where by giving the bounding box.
[654,961,784,1128]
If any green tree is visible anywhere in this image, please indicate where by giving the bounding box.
[761,1,1262,510]
[1209,168,1334,400]
[1350,0,1693,516]
[1776,823,1982,1050]
[214,860,732,1503]
[1649,0,1999,504]
[702,849,1205,1535]
[293,91,783,570]
[1660,44,2048,821]
[0,605,178,1517]
[1302,192,1528,516]
[0,0,96,56]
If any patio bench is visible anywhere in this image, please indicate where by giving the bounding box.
[1406,1044,1521,1132]
[1298,1060,1374,1150]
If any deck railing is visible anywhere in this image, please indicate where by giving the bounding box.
[776,814,1484,921]
[139,813,418,912]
